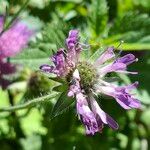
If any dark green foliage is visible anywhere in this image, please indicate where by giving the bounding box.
[50,92,74,120]
[88,0,108,37]
[109,12,150,43]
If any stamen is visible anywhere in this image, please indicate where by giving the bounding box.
[116,40,124,50]
[78,42,90,50]
[114,40,124,60]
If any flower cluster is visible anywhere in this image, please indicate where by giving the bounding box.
[40,30,141,135]
[0,16,33,89]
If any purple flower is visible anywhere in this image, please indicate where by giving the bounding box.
[90,96,118,130]
[40,30,141,135]
[72,70,118,135]
[40,49,67,76]
[97,82,140,109]
[66,30,79,50]
[95,47,115,65]
[98,53,138,76]
[76,92,99,135]
[0,16,33,89]
[40,30,80,77]
[0,16,33,59]
[94,51,140,110]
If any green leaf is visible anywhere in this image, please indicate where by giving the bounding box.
[49,77,66,84]
[42,21,69,50]
[136,90,150,105]
[138,35,150,43]
[107,12,150,50]
[53,84,68,92]
[20,134,42,150]
[50,92,74,119]
[10,20,69,70]
[88,0,108,36]
[109,12,150,34]
[112,42,150,50]
[140,109,150,129]
[10,48,51,70]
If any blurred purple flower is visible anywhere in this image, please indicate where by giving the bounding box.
[40,30,141,135]
[0,16,33,58]
[0,16,33,89]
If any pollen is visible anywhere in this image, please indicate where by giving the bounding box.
[77,61,98,92]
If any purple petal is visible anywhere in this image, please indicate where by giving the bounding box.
[106,114,119,130]
[76,93,99,135]
[65,29,82,62]
[116,54,138,65]
[126,81,139,90]
[100,62,126,74]
[51,49,64,65]
[40,64,54,73]
[68,30,79,38]
[68,84,80,97]
[95,47,115,65]
[116,82,139,92]
[66,30,79,49]
[90,96,118,130]
[128,97,141,108]
[90,96,107,124]
[116,95,141,109]
[97,83,141,110]
[96,117,104,133]
[114,83,141,109]
[116,96,131,109]
[51,49,67,76]
[111,63,127,71]
[68,69,81,97]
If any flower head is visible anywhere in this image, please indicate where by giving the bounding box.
[0,16,33,59]
[40,30,141,135]
[0,16,33,89]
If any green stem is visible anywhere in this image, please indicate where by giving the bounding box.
[0,0,30,36]
[0,93,58,112]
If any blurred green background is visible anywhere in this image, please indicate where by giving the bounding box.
[0,0,150,149]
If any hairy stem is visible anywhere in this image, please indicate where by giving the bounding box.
[0,93,58,112]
